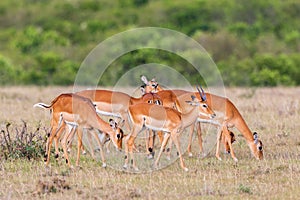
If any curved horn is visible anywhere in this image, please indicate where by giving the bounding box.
[196,85,207,101]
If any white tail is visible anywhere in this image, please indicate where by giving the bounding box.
[33,103,50,109]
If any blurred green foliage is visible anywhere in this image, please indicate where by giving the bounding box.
[0,0,299,86]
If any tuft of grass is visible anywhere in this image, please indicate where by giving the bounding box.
[0,121,47,160]
[238,184,252,194]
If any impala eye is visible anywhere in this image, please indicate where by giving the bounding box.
[148,100,152,104]
[117,134,121,139]
[202,104,208,108]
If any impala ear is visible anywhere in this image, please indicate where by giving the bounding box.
[253,132,258,144]
[191,95,196,101]
[141,75,148,84]
[151,77,156,82]
[109,119,117,129]
[185,100,199,106]
[140,86,146,95]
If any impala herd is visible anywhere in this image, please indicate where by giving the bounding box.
[34,75,263,171]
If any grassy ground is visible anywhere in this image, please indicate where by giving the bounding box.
[0,86,300,199]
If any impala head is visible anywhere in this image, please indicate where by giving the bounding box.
[140,75,163,94]
[185,94,216,119]
[249,132,263,160]
[188,85,216,119]
[142,93,163,105]
[109,119,124,151]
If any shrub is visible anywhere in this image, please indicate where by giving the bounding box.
[0,121,47,161]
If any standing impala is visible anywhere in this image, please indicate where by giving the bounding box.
[141,77,263,161]
[34,93,123,168]
[124,90,216,171]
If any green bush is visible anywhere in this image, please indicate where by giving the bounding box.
[0,0,299,86]
[0,54,17,85]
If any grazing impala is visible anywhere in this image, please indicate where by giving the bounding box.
[141,77,263,161]
[124,90,216,171]
[34,93,123,167]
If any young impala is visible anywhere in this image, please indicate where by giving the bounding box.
[34,93,123,168]
[124,89,216,171]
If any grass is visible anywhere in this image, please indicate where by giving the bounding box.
[0,86,300,199]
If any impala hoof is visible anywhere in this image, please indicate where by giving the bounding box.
[147,154,154,160]
[216,156,222,161]
[199,152,207,158]
[123,164,128,169]
[233,157,238,162]
[102,163,107,168]
[183,167,189,172]
[188,152,193,157]
[133,167,139,171]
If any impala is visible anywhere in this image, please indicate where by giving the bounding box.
[124,90,216,171]
[141,77,264,161]
[34,93,123,167]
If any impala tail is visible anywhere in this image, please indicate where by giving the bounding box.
[33,103,51,109]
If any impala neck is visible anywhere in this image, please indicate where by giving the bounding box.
[234,112,254,143]
[92,115,112,135]
[181,106,199,129]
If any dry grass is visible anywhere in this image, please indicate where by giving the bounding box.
[0,86,300,199]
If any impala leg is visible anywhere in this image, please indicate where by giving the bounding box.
[105,139,111,153]
[45,124,60,165]
[165,137,173,160]
[196,122,204,156]
[45,130,54,165]
[146,129,155,159]
[156,131,163,144]
[154,133,170,169]
[223,128,238,162]
[128,135,138,171]
[91,129,107,167]
[61,124,75,168]
[123,134,130,169]
[145,129,149,154]
[123,126,139,171]
[75,128,84,166]
[187,122,195,157]
[87,129,96,159]
[66,125,76,152]
[54,124,65,160]
[171,131,188,172]
[215,127,223,161]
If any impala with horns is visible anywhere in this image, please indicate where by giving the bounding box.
[141,77,263,161]
[34,93,123,168]
[124,88,216,171]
